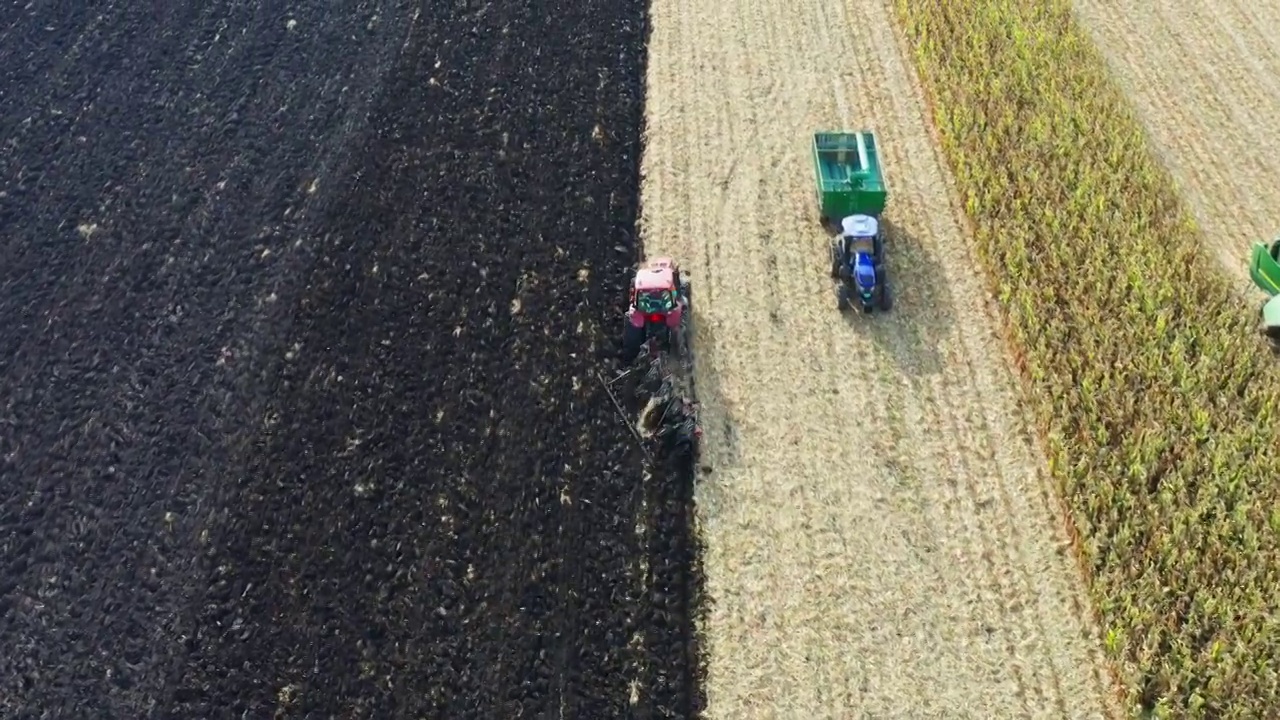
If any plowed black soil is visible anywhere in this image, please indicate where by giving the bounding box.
[0,2,703,719]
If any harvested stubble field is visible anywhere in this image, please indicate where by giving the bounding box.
[0,1,701,718]
[1071,0,1280,285]
[897,0,1280,716]
[641,0,1115,716]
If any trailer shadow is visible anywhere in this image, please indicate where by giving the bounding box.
[837,217,950,378]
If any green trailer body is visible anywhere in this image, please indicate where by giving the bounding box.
[1250,240,1280,295]
[1249,240,1280,342]
[812,131,888,222]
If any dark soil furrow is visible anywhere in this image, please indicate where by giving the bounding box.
[642,446,708,719]
[0,0,708,718]
[0,1,421,716]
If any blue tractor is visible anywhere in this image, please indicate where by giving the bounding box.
[830,214,891,313]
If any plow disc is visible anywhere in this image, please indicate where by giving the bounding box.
[598,352,701,463]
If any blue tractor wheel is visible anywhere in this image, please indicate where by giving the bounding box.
[876,267,892,311]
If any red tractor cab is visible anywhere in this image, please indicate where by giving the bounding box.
[622,257,688,361]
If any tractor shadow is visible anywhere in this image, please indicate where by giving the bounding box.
[834,217,951,378]
[685,303,740,481]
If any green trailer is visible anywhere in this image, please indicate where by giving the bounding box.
[1249,238,1280,347]
[811,130,888,223]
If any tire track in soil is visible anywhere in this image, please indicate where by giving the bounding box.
[843,16,1080,713]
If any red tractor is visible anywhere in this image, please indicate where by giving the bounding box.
[600,256,701,461]
[621,256,690,363]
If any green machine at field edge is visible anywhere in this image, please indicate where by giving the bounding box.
[812,131,887,224]
[1248,237,1280,347]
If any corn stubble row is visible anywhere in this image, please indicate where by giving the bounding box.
[891,0,1280,716]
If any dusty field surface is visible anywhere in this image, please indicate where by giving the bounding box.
[1071,0,1280,284]
[0,1,697,718]
[639,0,1118,716]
